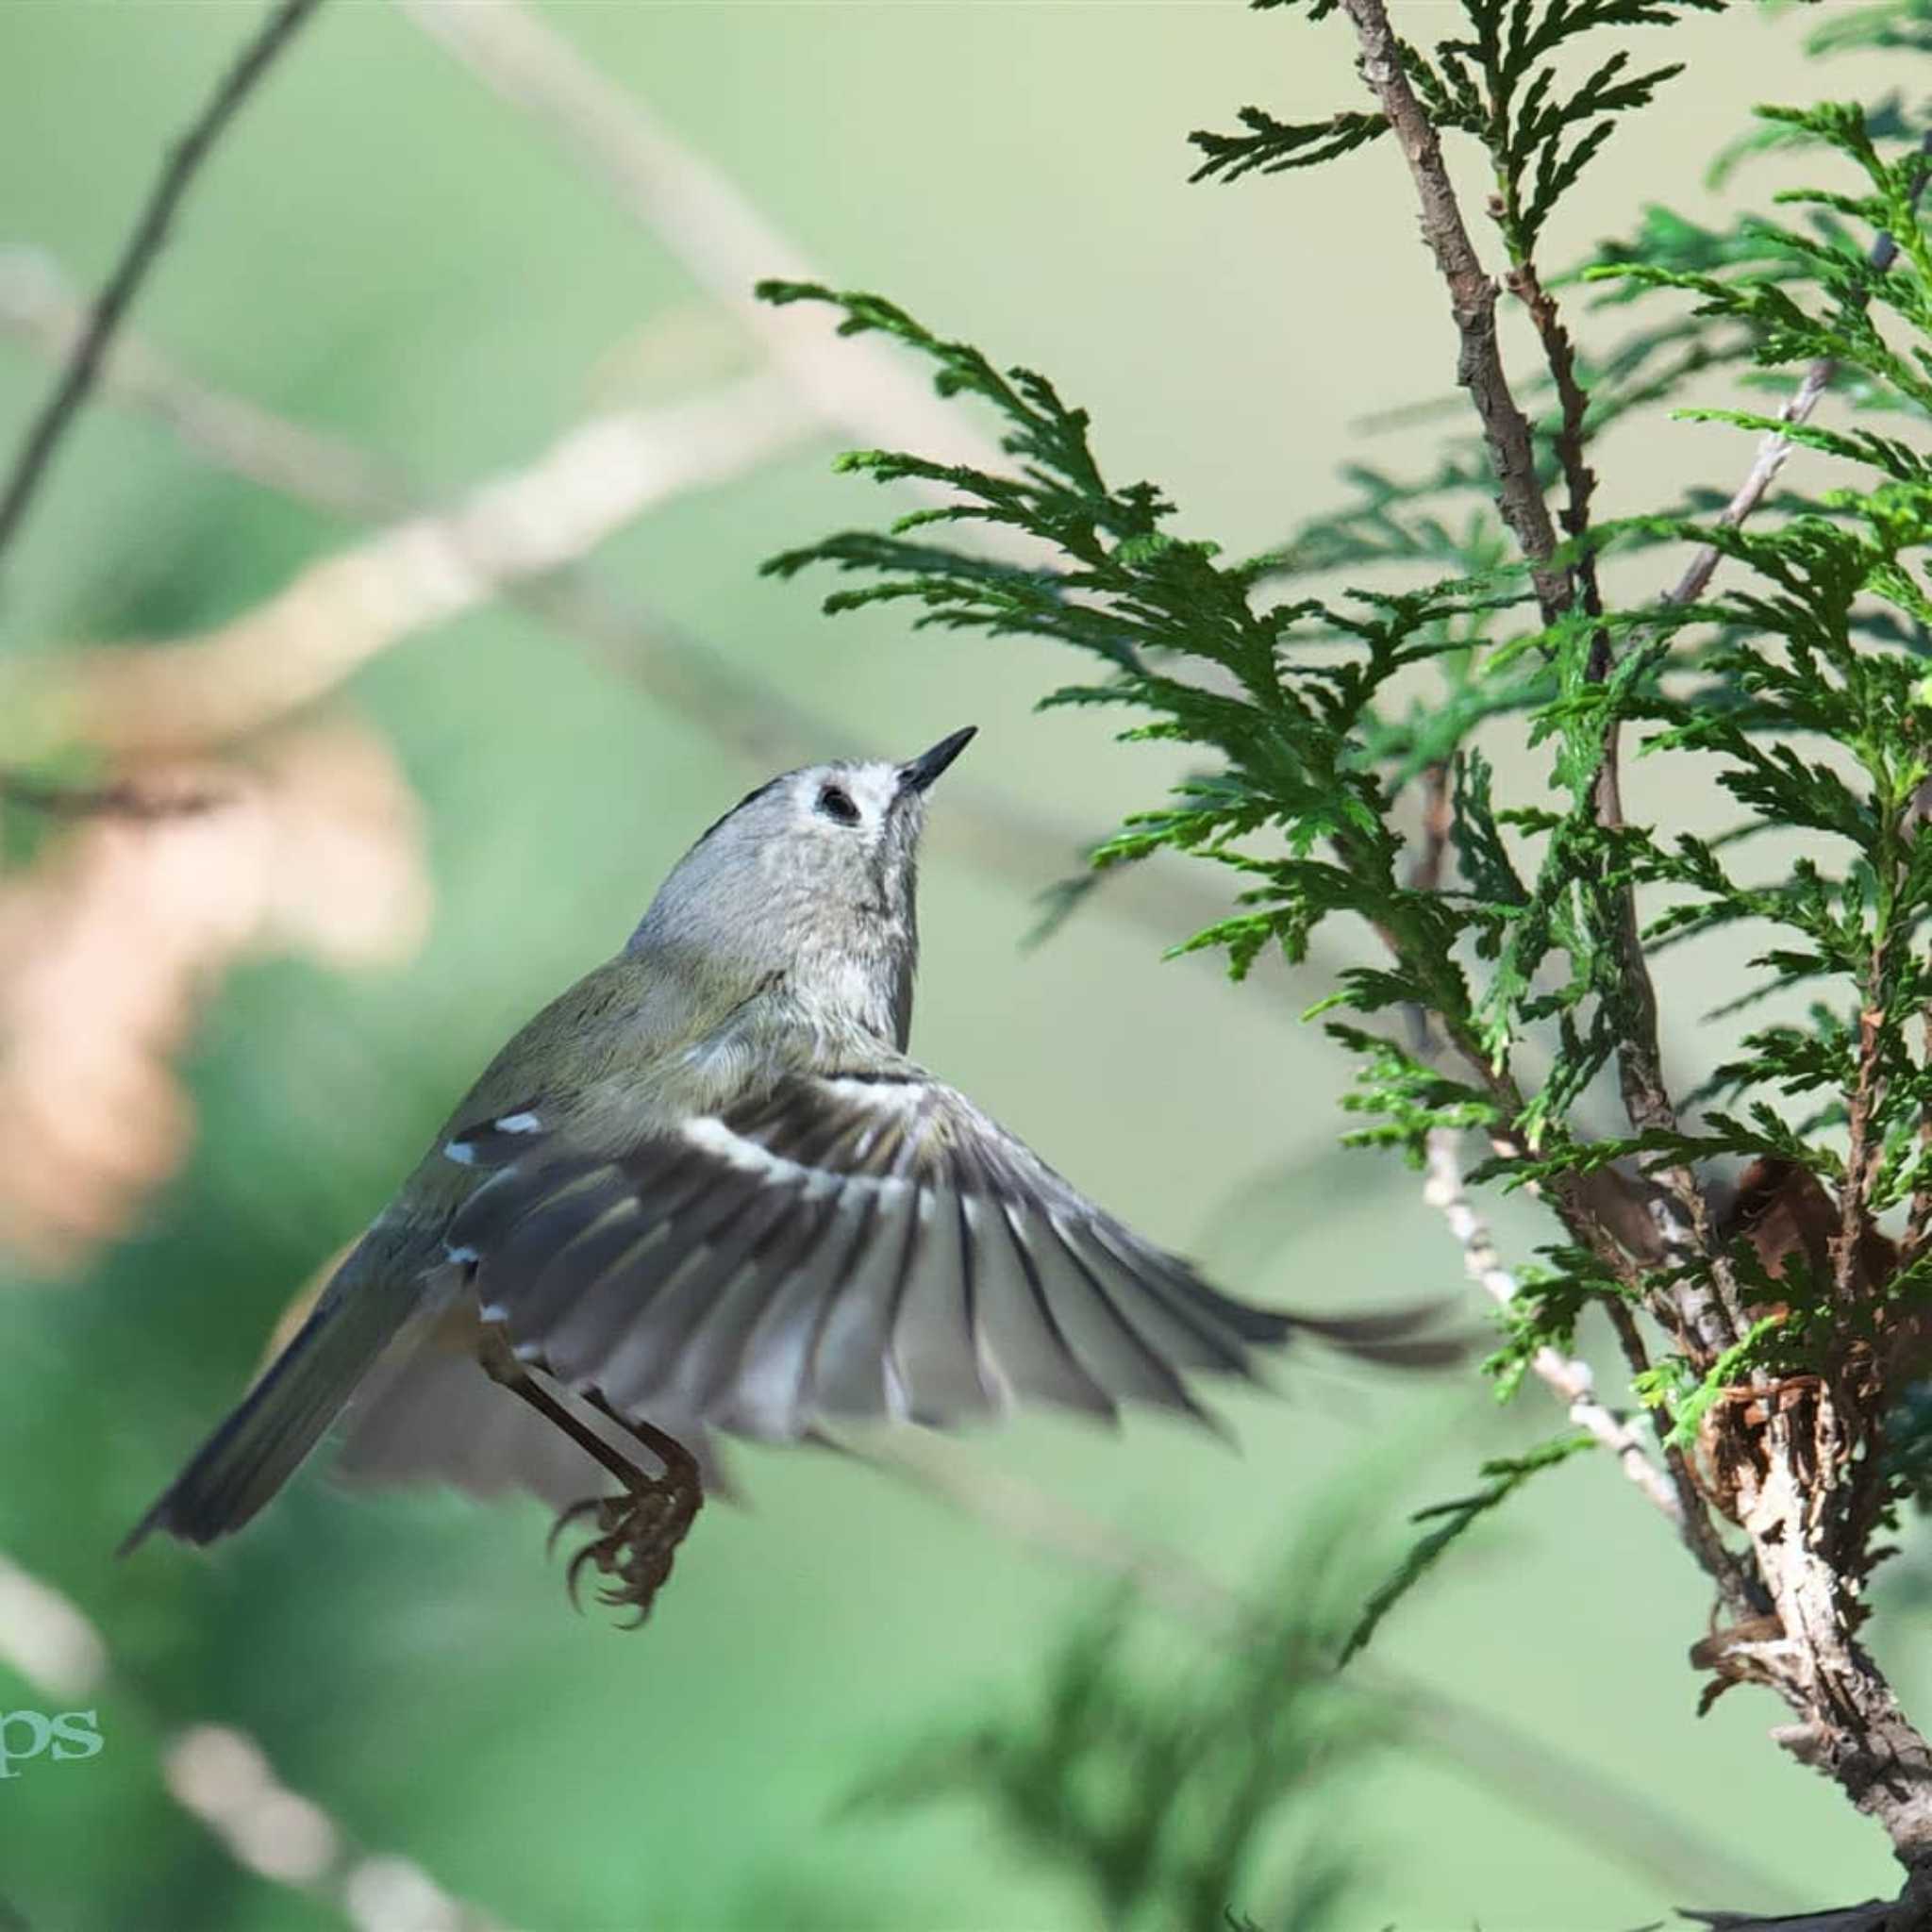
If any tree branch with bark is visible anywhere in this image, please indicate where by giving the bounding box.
[749,1,1932,1921]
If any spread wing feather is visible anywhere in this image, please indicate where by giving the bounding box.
[443,1070,1441,1445]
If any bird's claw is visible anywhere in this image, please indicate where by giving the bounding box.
[544,1491,612,1559]
[550,1440,703,1628]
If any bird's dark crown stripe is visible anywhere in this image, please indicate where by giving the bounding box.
[691,774,786,848]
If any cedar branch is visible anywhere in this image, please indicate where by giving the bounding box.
[1334,0,1570,624]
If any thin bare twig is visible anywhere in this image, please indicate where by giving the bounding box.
[1601,1293,1763,1620]
[0,0,328,573]
[1580,141,1930,1316]
[1902,1011,1932,1270]
[1328,0,1686,1257]
[1386,753,1669,1343]
[1834,958,1892,1310]
[0,247,410,524]
[0,772,226,820]
[1331,34,1932,1878]
[1423,1125,1681,1523]
[1400,663,1703,1550]
[1371,290,1745,1587]
[1509,259,1601,612]
[1676,136,1932,1313]
[1663,130,1932,614]
[1633,130,1932,1895]
[1344,42,1754,1584]
[1627,133,1932,1345]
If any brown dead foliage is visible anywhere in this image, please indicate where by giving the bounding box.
[0,721,428,1273]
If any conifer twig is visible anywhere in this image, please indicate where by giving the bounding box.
[1335,0,1736,1351]
[1508,258,1601,614]
[1410,777,1744,1595]
[0,0,328,575]
[1333,0,1569,624]
[1408,675,1735,1580]
[1614,128,1932,1343]
[1902,1011,1932,1271]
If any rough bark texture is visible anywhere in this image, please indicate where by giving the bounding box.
[1334,0,1932,1915]
[1335,0,1570,623]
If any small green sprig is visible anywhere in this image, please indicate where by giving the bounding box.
[1340,1432,1599,1664]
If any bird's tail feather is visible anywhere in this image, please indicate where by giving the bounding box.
[120,1249,413,1554]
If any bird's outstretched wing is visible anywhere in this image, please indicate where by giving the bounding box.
[441,1069,1452,1443]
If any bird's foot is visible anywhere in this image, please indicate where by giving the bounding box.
[548,1432,703,1628]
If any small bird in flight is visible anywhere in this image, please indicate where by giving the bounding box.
[124,728,1448,1618]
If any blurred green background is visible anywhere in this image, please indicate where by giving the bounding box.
[0,3,1921,1926]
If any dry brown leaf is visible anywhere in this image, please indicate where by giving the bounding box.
[0,720,429,1274]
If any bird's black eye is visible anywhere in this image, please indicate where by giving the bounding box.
[816,783,860,825]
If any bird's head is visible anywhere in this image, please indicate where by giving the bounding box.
[627,726,976,1047]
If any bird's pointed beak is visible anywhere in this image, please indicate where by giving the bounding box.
[897,725,977,795]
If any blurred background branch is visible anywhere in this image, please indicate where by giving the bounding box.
[0,243,1266,962]
[0,1551,504,1932]
[0,246,413,523]
[394,0,1024,490]
[20,371,812,757]
[0,0,327,573]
